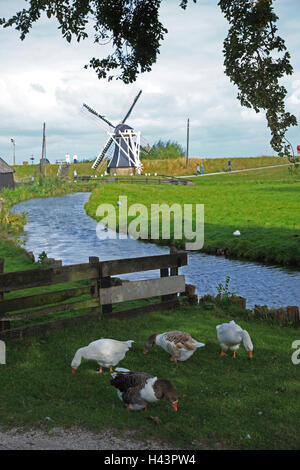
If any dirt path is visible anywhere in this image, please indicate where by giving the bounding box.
[0,426,184,450]
[0,426,230,450]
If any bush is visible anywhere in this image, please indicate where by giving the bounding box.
[142,140,185,160]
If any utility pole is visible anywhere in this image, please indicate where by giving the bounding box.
[186,118,190,169]
[41,122,47,177]
[11,138,16,165]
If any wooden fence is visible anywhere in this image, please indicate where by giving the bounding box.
[76,175,195,186]
[0,250,187,340]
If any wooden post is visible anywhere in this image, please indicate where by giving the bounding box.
[101,277,112,314]
[89,257,101,317]
[160,267,169,303]
[170,246,178,276]
[100,255,113,314]
[0,258,10,332]
[169,246,179,301]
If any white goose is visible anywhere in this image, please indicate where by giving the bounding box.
[110,368,178,411]
[216,320,253,359]
[71,338,134,374]
[144,330,205,363]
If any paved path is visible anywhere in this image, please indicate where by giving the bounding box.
[181,163,291,178]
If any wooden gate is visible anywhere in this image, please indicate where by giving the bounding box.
[0,250,187,340]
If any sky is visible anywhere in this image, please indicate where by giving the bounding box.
[0,0,299,165]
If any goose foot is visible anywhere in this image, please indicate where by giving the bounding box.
[96,366,103,374]
[233,351,236,359]
[220,350,227,357]
[170,357,178,363]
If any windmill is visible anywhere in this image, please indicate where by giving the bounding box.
[83,90,144,175]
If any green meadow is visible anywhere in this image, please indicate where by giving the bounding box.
[0,295,299,450]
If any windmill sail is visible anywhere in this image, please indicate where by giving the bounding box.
[92,136,114,169]
[83,103,115,129]
[121,90,142,123]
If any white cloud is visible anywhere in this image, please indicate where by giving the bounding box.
[0,0,299,164]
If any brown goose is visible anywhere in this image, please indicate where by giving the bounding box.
[110,368,178,411]
[144,330,205,363]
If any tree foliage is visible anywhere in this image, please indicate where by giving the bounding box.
[142,140,185,160]
[0,0,297,157]
[219,0,297,157]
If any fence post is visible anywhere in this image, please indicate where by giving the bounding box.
[169,246,179,302]
[89,257,101,317]
[160,266,169,303]
[170,246,178,276]
[160,247,179,303]
[0,258,9,333]
[99,259,112,314]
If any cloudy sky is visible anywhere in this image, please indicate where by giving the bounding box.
[0,0,299,165]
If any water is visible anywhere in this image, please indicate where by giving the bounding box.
[11,192,300,310]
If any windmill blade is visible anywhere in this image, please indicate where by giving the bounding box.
[121,90,142,124]
[83,103,115,129]
[140,136,151,154]
[92,136,114,170]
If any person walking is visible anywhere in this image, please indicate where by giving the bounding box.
[201,164,205,175]
[73,169,78,182]
[196,164,200,176]
[65,153,70,165]
[73,154,78,164]
[228,160,232,172]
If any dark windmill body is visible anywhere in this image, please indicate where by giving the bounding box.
[83,90,143,176]
[108,124,137,175]
[0,157,15,190]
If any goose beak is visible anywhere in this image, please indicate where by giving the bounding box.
[172,401,178,411]
[72,368,76,373]
[248,350,253,359]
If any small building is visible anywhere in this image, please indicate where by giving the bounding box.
[0,157,15,190]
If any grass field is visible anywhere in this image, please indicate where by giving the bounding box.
[0,298,299,450]
[85,165,300,267]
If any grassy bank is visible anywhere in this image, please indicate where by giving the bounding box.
[85,165,300,267]
[0,174,103,238]
[12,156,289,181]
[0,177,73,237]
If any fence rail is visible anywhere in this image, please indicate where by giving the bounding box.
[0,250,187,340]
[76,175,194,186]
